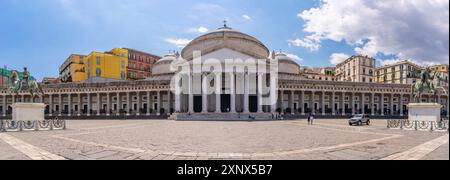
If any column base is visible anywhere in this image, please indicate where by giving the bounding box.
[106,114,110,116]
[136,113,140,116]
[77,114,80,116]
[157,113,161,116]
[146,113,150,116]
[68,114,71,117]
[332,113,336,116]
[126,113,130,116]
[87,114,90,117]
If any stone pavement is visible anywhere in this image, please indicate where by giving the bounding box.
[0,119,448,160]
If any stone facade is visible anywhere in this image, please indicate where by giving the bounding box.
[335,55,376,83]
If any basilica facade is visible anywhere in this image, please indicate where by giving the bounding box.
[0,26,448,120]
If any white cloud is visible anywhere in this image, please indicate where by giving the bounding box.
[286,53,303,64]
[288,38,320,51]
[292,0,449,64]
[165,38,192,48]
[330,53,350,65]
[189,27,209,33]
[242,14,252,21]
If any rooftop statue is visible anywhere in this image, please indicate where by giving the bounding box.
[8,67,44,102]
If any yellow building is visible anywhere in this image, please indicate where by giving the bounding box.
[85,51,128,82]
[60,54,87,83]
[430,64,449,87]
[375,60,422,84]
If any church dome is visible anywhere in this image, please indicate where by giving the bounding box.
[274,52,301,74]
[181,25,270,61]
[152,53,179,75]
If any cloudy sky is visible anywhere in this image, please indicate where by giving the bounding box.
[0,0,448,80]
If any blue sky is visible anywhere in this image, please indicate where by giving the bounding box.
[0,0,448,80]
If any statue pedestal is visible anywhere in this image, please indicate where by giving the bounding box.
[407,103,442,122]
[12,103,46,121]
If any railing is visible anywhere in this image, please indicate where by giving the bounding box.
[387,119,449,132]
[0,119,66,132]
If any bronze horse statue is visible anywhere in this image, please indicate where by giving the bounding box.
[411,67,446,103]
[8,69,44,102]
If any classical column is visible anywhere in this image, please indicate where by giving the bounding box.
[68,94,72,116]
[257,73,264,113]
[371,93,375,116]
[341,92,345,116]
[126,92,131,116]
[58,94,62,116]
[289,91,295,115]
[321,91,326,116]
[21,95,25,103]
[106,93,110,116]
[380,93,384,116]
[215,73,221,113]
[301,91,305,115]
[280,90,284,114]
[96,93,101,116]
[49,94,53,116]
[136,92,141,116]
[188,73,194,114]
[116,92,120,116]
[310,91,315,115]
[390,94,394,115]
[351,92,355,115]
[167,90,171,114]
[243,72,249,113]
[2,95,6,116]
[77,93,81,116]
[361,93,365,115]
[331,91,336,116]
[40,95,44,103]
[270,90,277,113]
[157,91,162,116]
[147,91,151,115]
[230,72,236,113]
[87,93,91,116]
[202,74,208,113]
[400,94,404,116]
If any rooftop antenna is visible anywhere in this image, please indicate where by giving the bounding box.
[223,20,228,28]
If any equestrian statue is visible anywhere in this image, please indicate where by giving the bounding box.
[7,67,44,102]
[410,67,447,103]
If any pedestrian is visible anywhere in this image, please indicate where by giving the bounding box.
[307,113,311,125]
[310,114,315,125]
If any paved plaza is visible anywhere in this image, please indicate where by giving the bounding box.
[0,119,448,160]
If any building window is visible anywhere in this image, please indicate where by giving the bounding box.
[96,68,101,77]
[121,60,125,69]
[96,57,101,65]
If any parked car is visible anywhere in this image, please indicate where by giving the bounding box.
[349,114,370,126]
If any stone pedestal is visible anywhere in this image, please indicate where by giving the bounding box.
[12,103,46,121]
[407,103,442,122]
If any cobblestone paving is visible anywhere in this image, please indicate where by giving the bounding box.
[1,119,448,160]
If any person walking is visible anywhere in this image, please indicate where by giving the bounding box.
[310,114,315,125]
[307,113,311,125]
